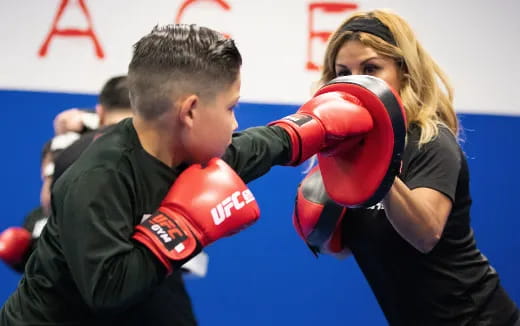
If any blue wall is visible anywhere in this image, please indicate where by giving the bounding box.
[0,90,518,325]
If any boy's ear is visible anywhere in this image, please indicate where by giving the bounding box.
[178,94,199,128]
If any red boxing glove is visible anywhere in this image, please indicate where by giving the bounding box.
[133,158,260,274]
[0,227,33,266]
[273,75,406,207]
[293,166,350,259]
[269,91,373,166]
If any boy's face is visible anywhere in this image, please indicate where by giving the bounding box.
[183,73,240,164]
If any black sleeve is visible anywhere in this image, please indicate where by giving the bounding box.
[403,127,461,201]
[222,126,292,183]
[58,167,165,314]
[21,206,46,233]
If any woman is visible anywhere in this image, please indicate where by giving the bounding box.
[314,9,518,326]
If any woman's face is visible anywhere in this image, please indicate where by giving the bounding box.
[334,40,402,93]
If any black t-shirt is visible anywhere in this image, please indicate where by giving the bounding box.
[0,118,291,326]
[343,124,518,325]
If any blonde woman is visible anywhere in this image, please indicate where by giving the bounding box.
[302,9,519,326]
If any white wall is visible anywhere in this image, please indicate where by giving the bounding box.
[0,0,518,115]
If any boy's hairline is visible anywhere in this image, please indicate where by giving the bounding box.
[129,76,238,120]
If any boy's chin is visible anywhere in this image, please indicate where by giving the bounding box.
[192,153,224,167]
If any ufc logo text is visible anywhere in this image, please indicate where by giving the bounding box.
[147,213,189,252]
[211,190,255,226]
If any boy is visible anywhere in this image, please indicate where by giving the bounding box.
[0,24,365,325]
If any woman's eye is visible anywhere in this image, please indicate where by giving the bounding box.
[363,64,380,74]
[336,69,351,77]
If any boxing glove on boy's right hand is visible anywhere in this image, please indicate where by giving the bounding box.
[133,158,260,275]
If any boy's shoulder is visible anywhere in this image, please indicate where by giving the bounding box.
[53,119,137,191]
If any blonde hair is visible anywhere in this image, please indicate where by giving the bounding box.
[321,9,458,145]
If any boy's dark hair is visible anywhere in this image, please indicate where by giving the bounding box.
[98,75,131,111]
[128,24,242,120]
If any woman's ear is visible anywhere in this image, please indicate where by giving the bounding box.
[178,94,199,128]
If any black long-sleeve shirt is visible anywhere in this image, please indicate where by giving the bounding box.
[0,118,291,325]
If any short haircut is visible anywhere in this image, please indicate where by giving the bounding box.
[128,24,242,120]
[98,75,131,111]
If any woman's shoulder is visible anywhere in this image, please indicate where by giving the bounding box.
[405,123,462,161]
[407,122,458,145]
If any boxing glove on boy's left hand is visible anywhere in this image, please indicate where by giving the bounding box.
[269,91,373,166]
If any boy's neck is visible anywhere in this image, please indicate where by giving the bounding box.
[132,116,182,168]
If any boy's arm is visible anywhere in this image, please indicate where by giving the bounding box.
[222,80,379,184]
[58,168,165,314]
[222,126,292,183]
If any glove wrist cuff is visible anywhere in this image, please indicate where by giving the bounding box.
[269,114,324,166]
[133,209,202,274]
